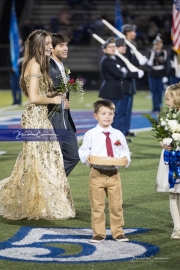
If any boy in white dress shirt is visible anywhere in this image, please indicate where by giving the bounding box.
[79,100,131,243]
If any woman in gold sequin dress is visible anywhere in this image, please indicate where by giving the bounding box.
[0,30,75,220]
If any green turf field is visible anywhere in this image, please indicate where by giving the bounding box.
[0,132,177,270]
[0,89,154,111]
[0,90,177,270]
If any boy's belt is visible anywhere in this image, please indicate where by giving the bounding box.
[91,166,118,176]
[91,164,116,171]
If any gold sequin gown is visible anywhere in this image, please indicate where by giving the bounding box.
[0,74,75,220]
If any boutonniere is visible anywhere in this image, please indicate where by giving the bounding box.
[114,140,121,146]
[64,66,71,75]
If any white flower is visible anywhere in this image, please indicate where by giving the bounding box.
[172,133,180,141]
[162,138,172,145]
[173,113,177,118]
[168,120,179,133]
[176,124,180,132]
[160,120,166,126]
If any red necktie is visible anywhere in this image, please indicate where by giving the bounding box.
[103,132,114,157]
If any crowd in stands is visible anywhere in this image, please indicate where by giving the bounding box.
[20,0,172,47]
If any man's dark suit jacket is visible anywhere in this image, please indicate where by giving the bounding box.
[99,54,124,99]
[48,57,76,132]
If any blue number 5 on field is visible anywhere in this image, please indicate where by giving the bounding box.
[0,227,159,263]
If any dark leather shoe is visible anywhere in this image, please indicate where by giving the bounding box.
[126,138,132,143]
[126,131,136,137]
[90,236,105,243]
[115,235,129,242]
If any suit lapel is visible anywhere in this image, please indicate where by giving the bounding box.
[49,58,63,87]
[50,58,61,76]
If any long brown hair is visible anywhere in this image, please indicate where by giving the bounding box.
[20,29,53,97]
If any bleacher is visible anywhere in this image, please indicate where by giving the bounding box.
[21,0,172,72]
[0,0,173,89]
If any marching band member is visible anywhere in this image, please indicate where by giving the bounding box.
[121,24,139,68]
[147,34,168,112]
[121,24,146,137]
[99,37,128,139]
[115,37,144,140]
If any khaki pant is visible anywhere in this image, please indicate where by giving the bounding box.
[88,167,124,239]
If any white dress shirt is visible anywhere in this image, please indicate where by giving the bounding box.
[79,124,131,167]
[52,57,67,83]
[51,57,67,128]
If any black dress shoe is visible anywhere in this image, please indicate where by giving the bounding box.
[126,138,132,143]
[125,132,136,137]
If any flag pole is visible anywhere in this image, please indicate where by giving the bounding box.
[114,0,123,34]
[9,0,20,76]
[88,30,139,72]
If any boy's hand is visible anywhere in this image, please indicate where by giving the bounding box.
[121,156,128,166]
[86,155,91,165]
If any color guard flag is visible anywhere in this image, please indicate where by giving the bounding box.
[172,0,180,53]
[114,0,123,33]
[9,0,20,76]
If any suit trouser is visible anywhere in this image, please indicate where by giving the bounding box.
[59,127,80,176]
[88,167,124,239]
[48,111,80,177]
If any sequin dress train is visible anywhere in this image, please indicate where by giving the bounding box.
[0,74,75,220]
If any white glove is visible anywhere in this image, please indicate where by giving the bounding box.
[138,56,148,66]
[170,60,175,68]
[147,59,153,66]
[121,67,128,74]
[138,70,144,78]
[177,71,180,78]
[162,77,168,84]
[147,50,155,66]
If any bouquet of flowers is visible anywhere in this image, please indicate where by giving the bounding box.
[55,67,84,103]
[143,107,180,150]
[143,107,180,189]
[48,67,85,120]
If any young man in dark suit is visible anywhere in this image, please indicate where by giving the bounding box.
[48,33,79,176]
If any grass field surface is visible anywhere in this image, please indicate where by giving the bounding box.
[0,89,153,111]
[0,132,178,270]
[0,89,178,270]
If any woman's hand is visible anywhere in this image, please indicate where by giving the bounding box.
[160,142,172,151]
[52,96,62,104]
[48,92,58,98]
